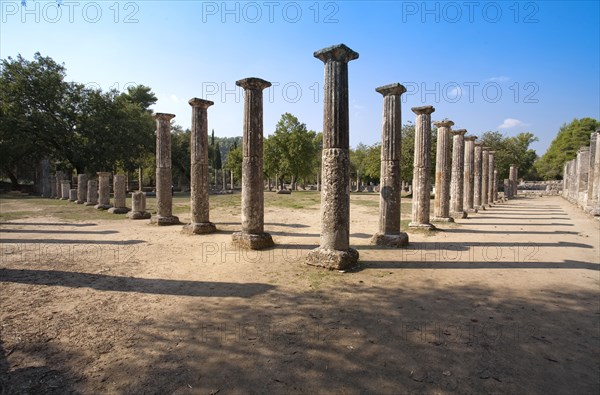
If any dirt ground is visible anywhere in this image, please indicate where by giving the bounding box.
[0,192,598,394]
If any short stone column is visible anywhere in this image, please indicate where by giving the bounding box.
[449,129,467,218]
[487,151,496,205]
[55,171,64,199]
[50,177,57,198]
[76,174,88,204]
[431,120,454,222]
[128,191,151,219]
[231,78,274,250]
[40,158,51,198]
[504,179,511,199]
[370,83,409,247]
[591,129,600,215]
[473,143,484,209]
[463,136,477,212]
[85,180,98,206]
[108,174,129,214]
[481,147,489,208]
[408,105,436,229]
[183,98,217,234]
[95,172,112,209]
[68,188,77,202]
[151,113,180,225]
[306,44,360,269]
[585,131,599,212]
[576,147,590,207]
[60,180,70,200]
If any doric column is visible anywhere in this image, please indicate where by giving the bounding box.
[562,162,569,198]
[493,169,499,202]
[431,119,454,222]
[576,147,590,207]
[183,98,217,234]
[509,164,517,199]
[306,44,360,269]
[449,129,467,218]
[50,175,57,198]
[569,159,577,202]
[60,180,70,200]
[463,136,477,212]
[55,171,63,199]
[591,129,600,215]
[231,78,274,250]
[408,105,436,229]
[85,180,98,206]
[68,188,77,202]
[76,174,88,204]
[40,158,51,198]
[473,143,484,209]
[487,151,496,205]
[504,179,511,199]
[151,113,180,225]
[95,172,112,209]
[370,83,409,247]
[108,174,129,214]
[481,147,489,208]
[585,131,598,212]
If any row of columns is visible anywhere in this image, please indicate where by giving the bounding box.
[563,129,600,216]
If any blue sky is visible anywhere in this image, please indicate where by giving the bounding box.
[1,0,599,154]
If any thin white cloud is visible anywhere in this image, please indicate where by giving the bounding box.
[170,94,180,103]
[497,118,526,129]
[353,104,365,110]
[488,76,510,82]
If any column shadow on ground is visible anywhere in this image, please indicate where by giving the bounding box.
[0,239,144,245]
[0,229,119,235]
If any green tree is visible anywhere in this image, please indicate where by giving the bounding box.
[478,131,539,181]
[224,145,242,181]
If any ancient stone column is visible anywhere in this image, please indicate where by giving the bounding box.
[108,174,129,214]
[576,147,590,207]
[431,120,454,222]
[463,136,477,213]
[50,176,57,198]
[504,179,511,199]
[306,44,359,269]
[370,83,409,247]
[55,171,63,199]
[585,131,598,212]
[85,180,98,206]
[76,174,88,204]
[449,129,467,219]
[493,169,499,202]
[591,129,600,215]
[231,78,274,249]
[473,143,484,209]
[568,159,577,202]
[151,113,180,225]
[562,162,569,198]
[60,180,70,200]
[183,98,217,234]
[95,172,112,210]
[509,164,518,199]
[68,188,77,202]
[128,191,151,219]
[481,147,489,208]
[40,158,51,198]
[487,151,496,205]
[408,105,436,229]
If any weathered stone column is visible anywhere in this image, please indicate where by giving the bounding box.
[591,129,600,215]
[473,143,484,209]
[576,147,590,207]
[504,179,511,199]
[108,174,129,214]
[449,129,467,219]
[60,180,70,200]
[85,180,98,206]
[183,98,217,234]
[481,147,489,208]
[55,171,64,199]
[231,78,274,249]
[68,188,77,202]
[562,162,569,198]
[370,83,409,247]
[40,158,51,198]
[306,44,359,269]
[128,191,151,219]
[151,113,180,225]
[408,105,436,229]
[76,174,88,204]
[95,172,112,210]
[50,176,57,198]
[493,169,499,202]
[487,151,496,205]
[568,159,577,202]
[463,136,477,212]
[431,120,454,222]
[585,131,598,212]
[509,164,518,199]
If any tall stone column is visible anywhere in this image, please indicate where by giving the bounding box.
[108,174,129,214]
[40,158,51,198]
[151,113,180,225]
[591,129,600,215]
[183,98,217,234]
[509,164,518,199]
[408,105,436,229]
[95,172,112,210]
[55,171,64,199]
[449,129,467,219]
[85,180,98,206]
[493,169,499,202]
[568,159,577,202]
[50,176,57,198]
[504,179,511,199]
[463,136,477,213]
[370,83,409,247]
[231,78,274,250]
[473,143,484,209]
[585,131,598,212]
[60,180,70,200]
[487,151,496,205]
[76,174,88,204]
[576,147,590,207]
[431,120,454,222]
[306,44,360,269]
[481,147,489,208]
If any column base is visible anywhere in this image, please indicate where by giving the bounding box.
[431,216,454,223]
[450,211,468,219]
[408,222,437,230]
[95,204,112,210]
[150,215,180,226]
[465,208,478,213]
[75,200,86,204]
[127,210,151,220]
[182,222,217,235]
[306,247,359,271]
[370,233,409,248]
[587,206,600,216]
[108,207,130,214]
[232,231,274,250]
[475,205,485,210]
[84,202,97,206]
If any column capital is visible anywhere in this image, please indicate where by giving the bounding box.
[97,172,111,177]
[189,97,214,108]
[411,105,435,115]
[236,77,271,91]
[451,129,467,136]
[375,83,406,97]
[464,135,477,142]
[314,44,359,63]
[433,119,454,128]
[482,146,490,151]
[154,113,175,121]
[474,142,483,147]
[488,151,496,155]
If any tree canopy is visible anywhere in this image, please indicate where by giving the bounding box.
[478,131,538,181]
